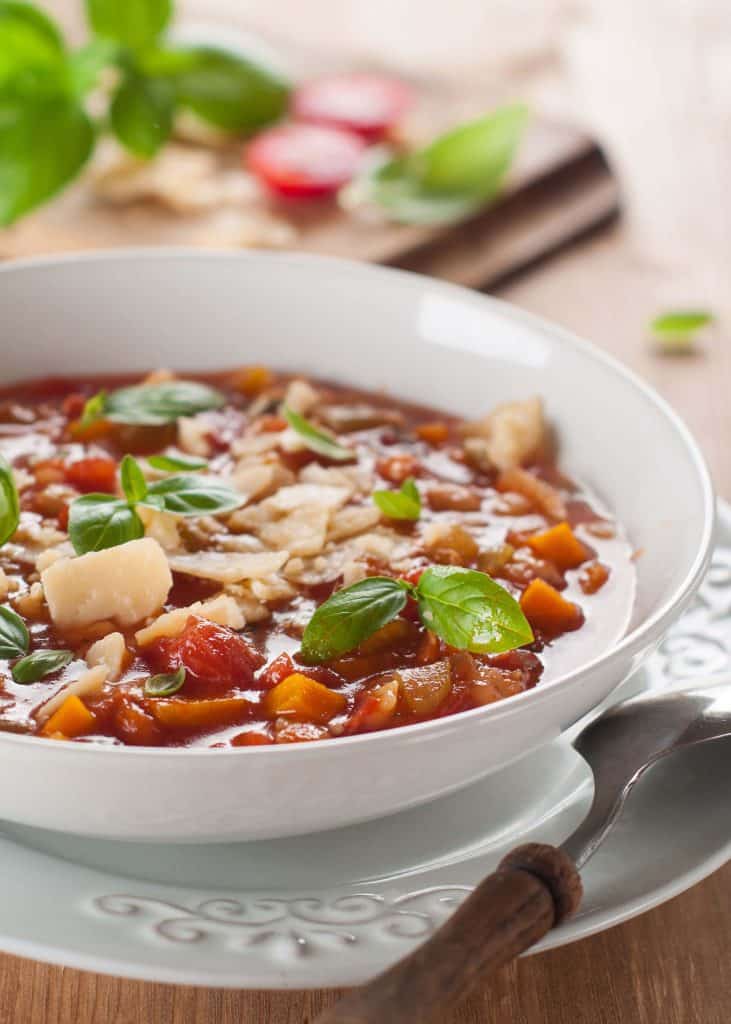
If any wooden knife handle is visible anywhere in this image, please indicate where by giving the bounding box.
[314,844,582,1024]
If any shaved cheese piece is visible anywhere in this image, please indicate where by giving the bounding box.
[260,506,329,557]
[0,568,8,602]
[178,415,211,457]
[135,594,244,646]
[36,666,107,724]
[42,538,172,630]
[167,549,289,584]
[230,461,294,503]
[282,379,319,415]
[328,505,381,542]
[462,397,546,471]
[86,632,128,682]
[265,483,351,513]
[35,546,72,573]
[137,505,181,551]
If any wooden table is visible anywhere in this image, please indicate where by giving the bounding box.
[0,223,727,1022]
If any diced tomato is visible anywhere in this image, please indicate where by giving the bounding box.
[246,123,367,198]
[57,502,69,531]
[257,652,296,690]
[113,692,163,746]
[62,393,87,420]
[292,73,412,141]
[148,617,265,699]
[65,457,118,494]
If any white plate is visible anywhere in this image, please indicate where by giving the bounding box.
[0,505,729,989]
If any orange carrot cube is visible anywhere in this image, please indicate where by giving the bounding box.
[150,697,252,730]
[41,694,96,738]
[520,578,584,635]
[527,522,589,571]
[264,673,347,724]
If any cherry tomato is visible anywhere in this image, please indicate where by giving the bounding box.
[246,123,366,198]
[149,617,264,699]
[65,457,118,494]
[292,73,412,140]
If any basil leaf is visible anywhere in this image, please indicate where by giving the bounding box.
[69,494,144,554]
[0,94,94,225]
[85,0,171,51]
[0,1,66,92]
[301,576,410,664]
[147,453,208,472]
[345,103,528,225]
[145,665,185,697]
[373,476,421,520]
[0,456,20,546]
[68,38,119,96]
[0,605,29,659]
[164,46,289,134]
[416,566,533,654]
[120,454,147,504]
[12,648,72,684]
[79,389,106,428]
[283,406,354,462]
[103,380,225,425]
[144,474,244,517]
[650,310,714,354]
[110,72,174,157]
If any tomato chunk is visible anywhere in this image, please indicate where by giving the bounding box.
[292,72,412,140]
[65,457,118,494]
[148,617,264,698]
[246,123,366,198]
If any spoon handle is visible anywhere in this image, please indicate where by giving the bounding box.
[314,844,582,1024]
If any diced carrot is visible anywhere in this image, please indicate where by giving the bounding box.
[229,365,274,396]
[41,694,96,738]
[527,522,589,571]
[520,578,584,635]
[263,673,347,724]
[150,697,253,731]
[416,421,449,446]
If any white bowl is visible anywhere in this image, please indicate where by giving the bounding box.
[0,251,714,842]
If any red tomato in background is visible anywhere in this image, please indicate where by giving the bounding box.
[149,617,264,699]
[246,123,366,198]
[292,73,412,140]
[65,457,118,494]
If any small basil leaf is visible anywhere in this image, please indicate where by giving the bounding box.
[145,665,185,697]
[164,45,289,134]
[301,576,411,664]
[650,310,714,354]
[0,1,66,92]
[0,605,29,659]
[147,453,208,472]
[0,94,94,225]
[12,648,72,684]
[282,405,354,462]
[68,494,144,554]
[79,389,106,428]
[373,476,421,520]
[144,474,244,517]
[104,380,225,425]
[85,0,171,51]
[110,72,174,158]
[68,38,119,96]
[416,566,533,654]
[0,456,20,546]
[120,454,147,504]
[344,103,528,226]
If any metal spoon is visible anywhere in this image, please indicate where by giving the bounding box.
[315,683,731,1024]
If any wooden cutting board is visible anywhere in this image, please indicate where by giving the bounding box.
[0,117,618,291]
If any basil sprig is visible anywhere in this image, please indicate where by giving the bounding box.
[373,477,421,521]
[282,405,354,462]
[301,566,533,664]
[68,453,244,554]
[147,452,208,472]
[12,648,73,683]
[0,606,29,659]
[343,103,528,225]
[649,310,715,354]
[145,664,185,697]
[0,0,290,223]
[0,456,20,546]
[82,380,226,427]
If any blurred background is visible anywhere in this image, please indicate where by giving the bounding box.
[2,0,729,484]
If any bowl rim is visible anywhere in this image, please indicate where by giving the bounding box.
[0,248,716,758]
